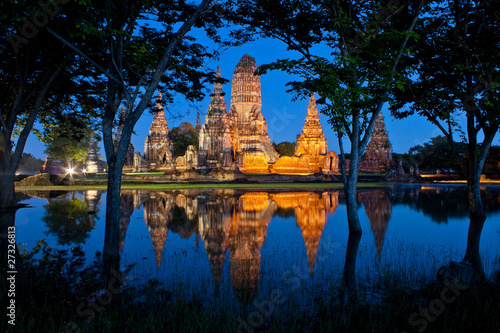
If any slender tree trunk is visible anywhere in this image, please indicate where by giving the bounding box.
[103,164,122,262]
[345,165,362,235]
[0,161,16,209]
[102,162,122,283]
[462,160,486,278]
[345,114,362,235]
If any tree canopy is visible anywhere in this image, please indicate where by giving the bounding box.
[273,141,296,157]
[44,0,230,267]
[390,0,500,276]
[391,0,500,179]
[170,122,199,157]
[0,0,104,207]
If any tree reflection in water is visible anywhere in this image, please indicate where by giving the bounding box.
[42,196,96,245]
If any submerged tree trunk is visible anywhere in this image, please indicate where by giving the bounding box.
[461,113,491,279]
[343,232,362,294]
[462,163,486,278]
[103,164,122,265]
[345,163,362,235]
[102,107,127,283]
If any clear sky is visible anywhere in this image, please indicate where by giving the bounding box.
[23,36,477,161]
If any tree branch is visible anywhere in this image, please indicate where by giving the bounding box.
[47,27,123,87]
[11,60,66,169]
[129,0,216,124]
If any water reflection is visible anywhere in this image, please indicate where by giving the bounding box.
[358,190,392,261]
[42,195,98,245]
[229,193,273,303]
[271,192,338,275]
[19,185,500,306]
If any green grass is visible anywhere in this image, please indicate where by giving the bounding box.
[14,182,398,192]
[123,172,165,175]
[2,240,499,333]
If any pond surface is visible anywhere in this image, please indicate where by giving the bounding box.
[15,185,500,309]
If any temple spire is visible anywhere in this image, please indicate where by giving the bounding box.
[307,93,319,116]
[156,92,163,110]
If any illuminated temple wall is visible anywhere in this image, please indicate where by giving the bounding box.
[229,55,279,172]
[271,94,339,175]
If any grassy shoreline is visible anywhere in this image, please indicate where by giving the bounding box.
[14,182,399,192]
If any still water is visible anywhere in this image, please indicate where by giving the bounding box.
[15,185,500,307]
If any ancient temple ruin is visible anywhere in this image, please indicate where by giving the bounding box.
[195,112,202,133]
[84,132,104,173]
[143,93,174,171]
[198,67,233,170]
[120,55,394,177]
[359,111,393,173]
[271,94,339,174]
[228,54,279,173]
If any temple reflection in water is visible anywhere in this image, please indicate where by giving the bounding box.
[116,189,342,302]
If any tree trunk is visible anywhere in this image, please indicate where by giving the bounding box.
[345,118,362,235]
[0,164,17,209]
[461,113,487,279]
[102,162,122,280]
[345,172,362,234]
[343,232,361,293]
[462,169,486,278]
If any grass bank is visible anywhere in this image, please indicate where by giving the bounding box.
[14,182,396,192]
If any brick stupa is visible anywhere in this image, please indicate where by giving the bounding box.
[144,93,174,166]
[271,94,338,174]
[360,112,393,173]
[199,67,232,167]
[84,132,101,173]
[229,55,279,172]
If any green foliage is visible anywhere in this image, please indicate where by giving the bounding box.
[390,0,500,178]
[41,127,99,162]
[402,136,467,172]
[169,122,199,157]
[273,141,296,157]
[42,197,96,245]
[16,153,44,174]
[400,135,500,176]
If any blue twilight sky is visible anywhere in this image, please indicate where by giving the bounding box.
[23,36,480,161]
